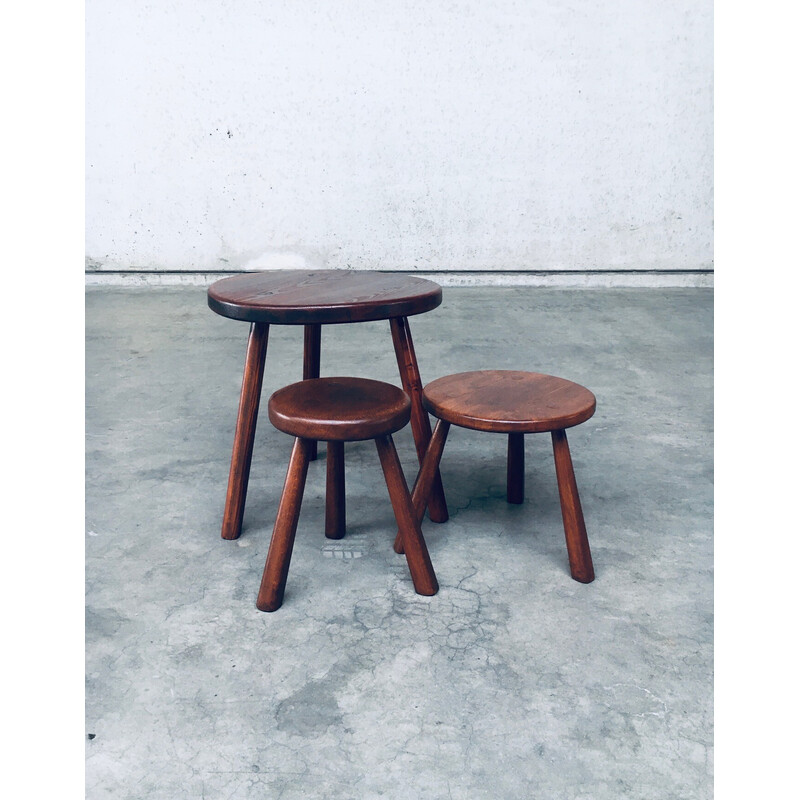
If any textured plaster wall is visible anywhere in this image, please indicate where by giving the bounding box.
[85,1,713,275]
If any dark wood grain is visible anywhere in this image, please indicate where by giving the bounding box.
[390,316,449,523]
[257,437,313,612]
[325,440,346,540]
[302,323,321,461]
[268,377,411,441]
[208,270,442,325]
[423,370,596,434]
[507,433,525,504]
[551,429,595,583]
[375,435,439,596]
[221,322,269,540]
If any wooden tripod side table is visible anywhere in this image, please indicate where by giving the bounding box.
[207,270,449,540]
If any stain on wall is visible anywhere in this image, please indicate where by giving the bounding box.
[85,1,713,274]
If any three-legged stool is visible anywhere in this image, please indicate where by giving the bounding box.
[398,370,597,583]
[257,377,439,611]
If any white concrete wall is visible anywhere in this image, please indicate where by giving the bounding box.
[86,0,713,280]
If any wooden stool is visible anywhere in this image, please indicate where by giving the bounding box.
[257,377,439,611]
[400,370,596,583]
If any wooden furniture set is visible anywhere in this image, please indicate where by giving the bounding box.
[209,270,597,611]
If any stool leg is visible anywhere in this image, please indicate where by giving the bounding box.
[325,440,346,539]
[507,433,525,504]
[303,324,321,461]
[394,419,450,554]
[222,322,270,540]
[257,438,313,611]
[390,316,449,523]
[551,429,594,583]
[375,435,439,596]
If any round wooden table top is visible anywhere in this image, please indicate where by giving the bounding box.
[423,370,596,434]
[208,270,442,325]
[268,377,411,441]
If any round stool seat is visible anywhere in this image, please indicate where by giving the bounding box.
[268,377,411,441]
[208,270,442,324]
[423,370,596,434]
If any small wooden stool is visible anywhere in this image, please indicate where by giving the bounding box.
[257,377,439,611]
[399,370,596,583]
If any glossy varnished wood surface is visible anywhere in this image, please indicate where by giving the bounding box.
[394,418,451,555]
[257,437,313,612]
[302,324,322,461]
[208,270,442,325]
[256,376,438,610]
[268,377,411,441]
[408,371,597,584]
[375,435,438,596]
[390,316,449,523]
[325,440,346,540]
[551,429,595,583]
[221,323,270,540]
[506,433,525,504]
[423,370,596,433]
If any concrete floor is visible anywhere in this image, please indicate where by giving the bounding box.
[86,286,713,799]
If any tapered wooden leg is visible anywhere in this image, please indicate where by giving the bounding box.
[221,322,270,540]
[375,435,439,596]
[507,433,525,504]
[303,324,321,461]
[257,438,313,611]
[551,429,594,583]
[394,419,450,554]
[390,316,448,523]
[325,440,346,539]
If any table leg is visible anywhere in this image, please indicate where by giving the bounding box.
[389,316,449,523]
[394,419,451,554]
[375,434,438,596]
[551,428,594,583]
[303,324,321,461]
[325,440,346,539]
[257,437,313,611]
[221,322,270,540]
[507,433,525,504]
